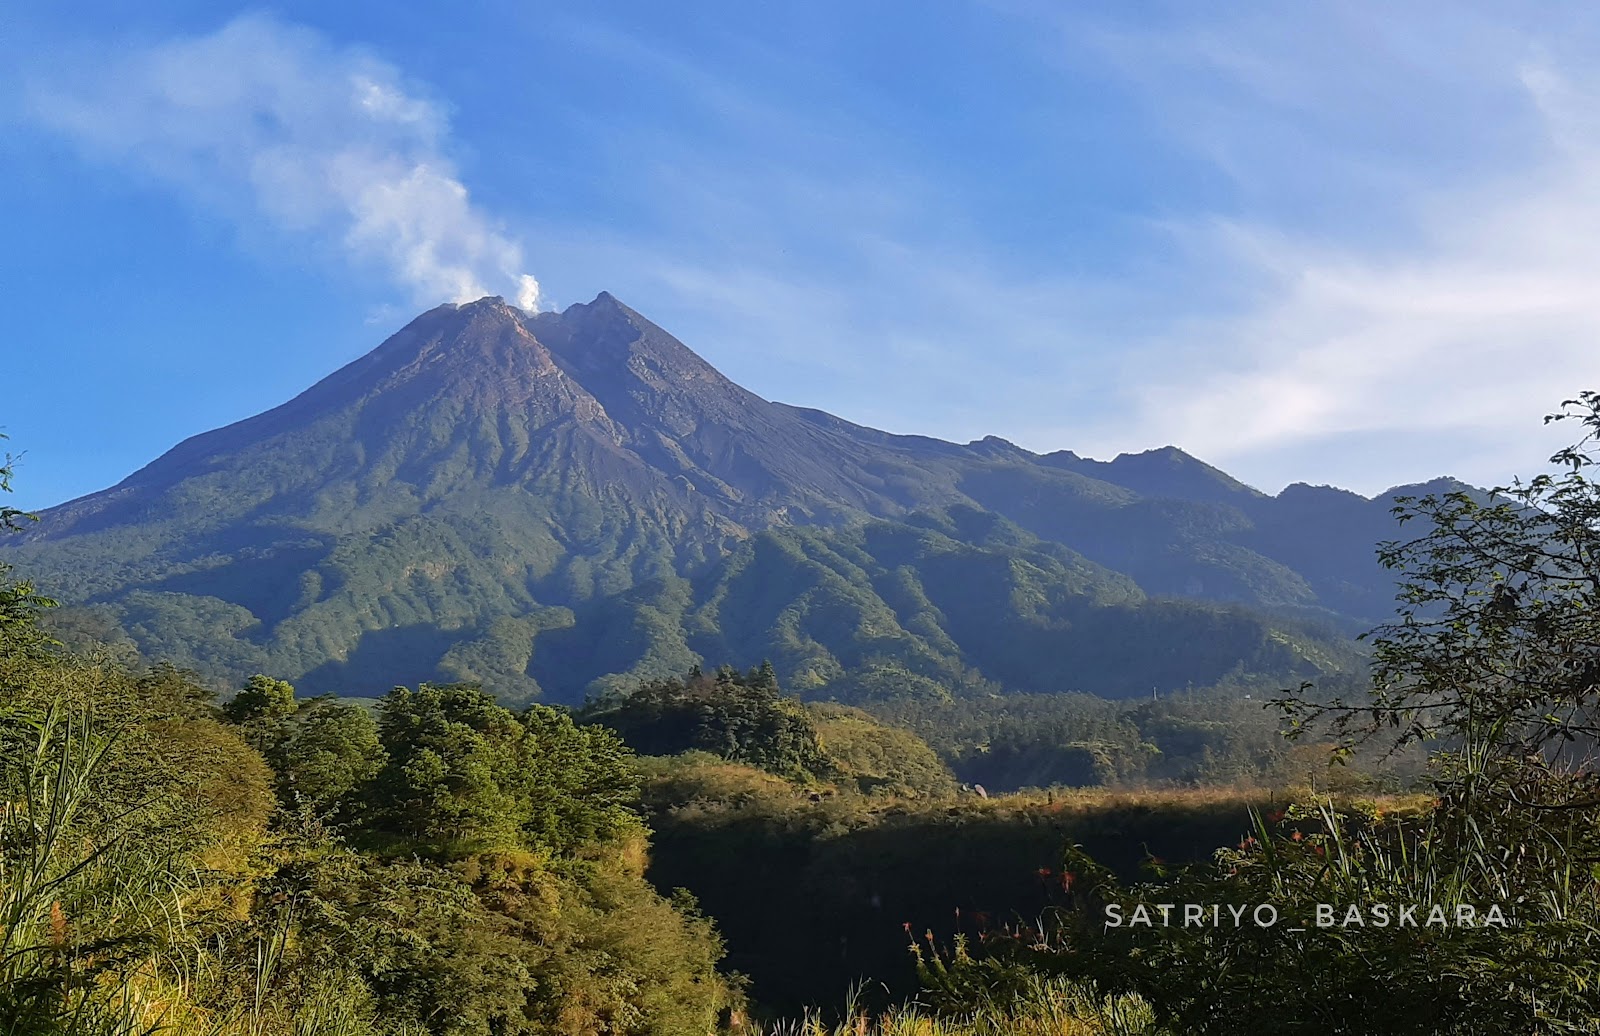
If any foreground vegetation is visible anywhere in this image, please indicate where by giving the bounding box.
[0,661,740,1032]
[751,976,1161,1036]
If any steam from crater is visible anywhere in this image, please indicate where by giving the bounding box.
[28,14,543,311]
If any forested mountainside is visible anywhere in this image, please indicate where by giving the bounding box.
[7,294,1456,701]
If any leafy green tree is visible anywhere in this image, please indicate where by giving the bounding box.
[257,830,533,1036]
[583,663,833,781]
[217,675,388,812]
[371,683,531,851]
[135,659,218,720]
[518,702,640,853]
[372,682,640,854]
[273,698,386,811]
[0,437,55,658]
[224,673,298,723]
[1297,393,1600,810]
[0,434,30,536]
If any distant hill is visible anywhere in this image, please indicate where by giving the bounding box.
[7,294,1463,702]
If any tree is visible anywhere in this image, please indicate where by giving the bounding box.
[272,698,386,812]
[0,435,55,656]
[371,683,641,855]
[371,683,532,850]
[217,675,388,812]
[581,663,834,781]
[224,674,298,723]
[0,433,30,535]
[518,702,640,852]
[135,660,217,720]
[1285,391,1600,847]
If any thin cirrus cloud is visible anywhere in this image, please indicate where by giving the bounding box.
[1121,75,1600,493]
[987,4,1600,494]
[24,14,542,312]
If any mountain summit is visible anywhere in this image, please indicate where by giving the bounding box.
[42,295,1022,540]
[10,295,1447,701]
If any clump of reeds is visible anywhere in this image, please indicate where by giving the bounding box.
[751,976,1163,1036]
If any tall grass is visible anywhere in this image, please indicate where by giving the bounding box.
[0,702,171,1033]
[0,702,248,1036]
[754,976,1163,1036]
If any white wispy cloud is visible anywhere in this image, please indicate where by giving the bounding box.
[1053,8,1600,494]
[25,14,541,310]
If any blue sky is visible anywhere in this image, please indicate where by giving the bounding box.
[5,2,1600,510]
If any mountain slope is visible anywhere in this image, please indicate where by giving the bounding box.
[9,294,1442,701]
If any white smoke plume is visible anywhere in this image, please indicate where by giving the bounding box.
[27,15,541,311]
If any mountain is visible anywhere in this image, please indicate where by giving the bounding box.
[7,294,1451,702]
